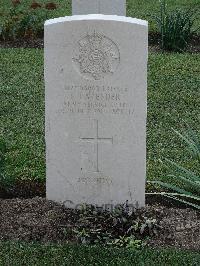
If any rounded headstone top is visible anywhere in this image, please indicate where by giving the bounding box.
[45,14,148,27]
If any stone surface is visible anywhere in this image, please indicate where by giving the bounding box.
[45,14,148,208]
[72,0,126,16]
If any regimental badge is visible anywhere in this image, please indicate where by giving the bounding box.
[73,32,120,80]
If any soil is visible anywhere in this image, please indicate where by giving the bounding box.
[0,196,199,251]
[0,38,44,49]
[0,180,189,209]
[0,33,200,53]
[0,180,46,199]
[1,180,197,216]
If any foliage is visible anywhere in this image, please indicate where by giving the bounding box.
[0,0,199,35]
[0,242,200,266]
[0,1,56,40]
[67,205,159,248]
[127,0,200,33]
[153,0,199,52]
[107,236,145,249]
[148,123,200,209]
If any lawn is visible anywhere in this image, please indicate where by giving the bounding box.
[0,0,199,32]
[0,242,200,266]
[0,48,199,183]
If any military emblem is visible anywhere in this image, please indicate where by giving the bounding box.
[73,32,120,80]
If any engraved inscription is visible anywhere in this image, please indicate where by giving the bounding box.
[80,120,113,172]
[58,85,135,116]
[78,176,112,185]
[73,32,120,80]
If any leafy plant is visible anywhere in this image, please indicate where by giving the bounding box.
[0,1,55,40]
[17,10,47,38]
[132,217,158,236]
[153,0,198,52]
[68,204,159,247]
[0,5,21,40]
[147,124,200,209]
[108,236,145,249]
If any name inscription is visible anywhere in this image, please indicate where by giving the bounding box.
[58,85,134,116]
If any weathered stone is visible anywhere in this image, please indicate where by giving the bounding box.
[45,14,148,208]
[72,0,126,16]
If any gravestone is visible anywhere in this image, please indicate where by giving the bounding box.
[45,14,148,209]
[72,0,126,16]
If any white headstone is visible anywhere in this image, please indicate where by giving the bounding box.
[45,15,148,209]
[72,0,126,16]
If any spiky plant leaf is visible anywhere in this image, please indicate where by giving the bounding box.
[148,124,200,209]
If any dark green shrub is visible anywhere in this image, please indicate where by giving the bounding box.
[154,0,198,52]
[0,2,56,40]
[17,10,47,38]
[69,205,159,247]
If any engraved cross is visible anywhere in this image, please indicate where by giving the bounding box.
[80,120,113,172]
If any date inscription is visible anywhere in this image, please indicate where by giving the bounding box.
[58,84,134,116]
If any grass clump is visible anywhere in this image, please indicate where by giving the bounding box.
[127,0,200,33]
[153,0,199,52]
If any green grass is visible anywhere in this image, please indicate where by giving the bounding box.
[147,53,200,183]
[0,0,199,33]
[0,49,200,183]
[127,0,200,32]
[0,242,200,266]
[0,49,45,181]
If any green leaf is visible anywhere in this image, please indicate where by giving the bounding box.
[148,180,195,196]
[165,159,200,182]
[167,174,200,191]
[163,194,200,210]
